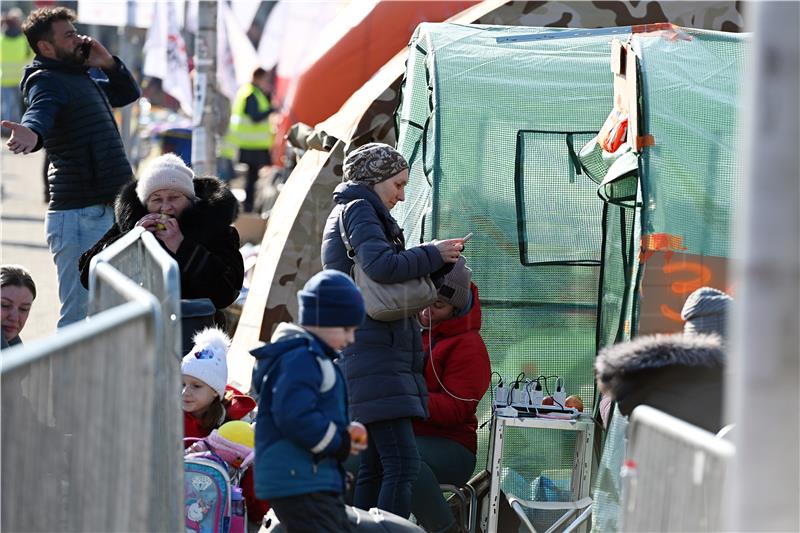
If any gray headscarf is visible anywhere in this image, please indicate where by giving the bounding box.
[681,286,732,337]
[343,142,409,185]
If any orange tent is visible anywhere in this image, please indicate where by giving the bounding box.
[272,0,477,163]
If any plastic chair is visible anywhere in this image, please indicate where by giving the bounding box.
[441,483,477,533]
[507,495,593,533]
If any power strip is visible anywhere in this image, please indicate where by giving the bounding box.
[493,375,579,418]
[516,405,579,417]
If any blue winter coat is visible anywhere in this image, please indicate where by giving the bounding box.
[320,181,445,424]
[251,323,351,499]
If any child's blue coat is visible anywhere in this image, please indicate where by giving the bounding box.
[251,323,350,499]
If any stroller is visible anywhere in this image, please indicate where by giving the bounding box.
[184,430,255,533]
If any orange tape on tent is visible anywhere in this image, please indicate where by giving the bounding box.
[272,0,477,164]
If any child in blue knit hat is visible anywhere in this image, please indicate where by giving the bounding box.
[250,270,367,533]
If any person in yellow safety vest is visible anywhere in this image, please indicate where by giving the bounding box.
[227,67,274,212]
[1,8,33,132]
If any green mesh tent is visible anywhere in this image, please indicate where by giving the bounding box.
[393,22,745,519]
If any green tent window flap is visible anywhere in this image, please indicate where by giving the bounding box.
[514,130,603,266]
[395,34,432,179]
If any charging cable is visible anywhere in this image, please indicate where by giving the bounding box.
[538,375,566,409]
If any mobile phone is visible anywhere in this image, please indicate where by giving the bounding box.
[462,232,474,243]
[80,41,92,60]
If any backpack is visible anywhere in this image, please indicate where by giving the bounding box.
[184,454,231,533]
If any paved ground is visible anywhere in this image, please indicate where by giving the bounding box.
[1,145,59,342]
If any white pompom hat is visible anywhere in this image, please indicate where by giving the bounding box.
[136,153,196,204]
[180,327,231,398]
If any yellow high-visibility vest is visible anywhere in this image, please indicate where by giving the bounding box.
[0,34,33,88]
[217,137,236,160]
[227,83,273,150]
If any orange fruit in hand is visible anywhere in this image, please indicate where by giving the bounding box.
[565,395,584,412]
[348,422,368,450]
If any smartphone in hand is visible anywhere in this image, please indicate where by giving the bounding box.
[80,40,92,61]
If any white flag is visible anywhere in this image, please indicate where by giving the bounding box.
[217,0,261,101]
[230,0,259,32]
[257,0,349,107]
[143,2,193,116]
[185,0,198,34]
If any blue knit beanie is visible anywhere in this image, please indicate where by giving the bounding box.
[297,270,365,327]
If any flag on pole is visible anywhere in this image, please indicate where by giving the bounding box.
[217,0,261,101]
[143,1,193,116]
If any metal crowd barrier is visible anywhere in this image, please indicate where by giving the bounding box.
[89,226,182,360]
[620,405,735,532]
[0,227,184,532]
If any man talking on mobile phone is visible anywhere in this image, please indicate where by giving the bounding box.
[1,7,140,327]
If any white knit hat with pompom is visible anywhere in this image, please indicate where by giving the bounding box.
[180,327,231,398]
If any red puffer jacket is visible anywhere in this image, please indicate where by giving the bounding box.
[413,283,491,454]
[184,385,269,522]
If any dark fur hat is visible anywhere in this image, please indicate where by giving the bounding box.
[595,333,725,399]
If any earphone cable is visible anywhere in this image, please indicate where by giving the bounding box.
[425,308,481,403]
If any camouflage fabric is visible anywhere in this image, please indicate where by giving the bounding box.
[228,0,745,392]
[476,1,743,31]
[343,142,409,184]
[227,145,346,391]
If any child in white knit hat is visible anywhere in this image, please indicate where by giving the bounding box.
[181,327,269,521]
[181,327,256,439]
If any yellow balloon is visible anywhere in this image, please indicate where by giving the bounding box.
[218,420,255,449]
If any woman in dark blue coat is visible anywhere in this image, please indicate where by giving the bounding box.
[321,143,464,519]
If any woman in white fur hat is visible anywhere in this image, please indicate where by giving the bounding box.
[79,153,244,320]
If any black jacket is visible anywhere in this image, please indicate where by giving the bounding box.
[79,177,244,310]
[595,333,725,432]
[20,56,140,210]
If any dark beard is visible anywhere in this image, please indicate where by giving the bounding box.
[54,45,85,66]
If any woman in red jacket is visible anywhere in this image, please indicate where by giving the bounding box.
[181,327,269,525]
[412,257,491,533]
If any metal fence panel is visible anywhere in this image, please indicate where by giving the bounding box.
[1,227,186,532]
[1,285,177,531]
[89,227,182,361]
[620,405,734,532]
[89,230,185,531]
